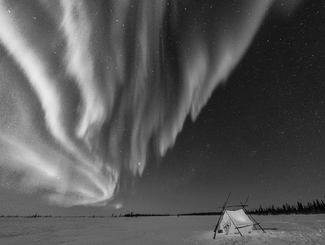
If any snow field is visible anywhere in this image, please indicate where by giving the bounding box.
[0,214,324,244]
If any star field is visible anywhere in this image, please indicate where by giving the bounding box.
[121,0,325,214]
[0,0,324,216]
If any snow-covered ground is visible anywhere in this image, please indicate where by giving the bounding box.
[0,214,324,244]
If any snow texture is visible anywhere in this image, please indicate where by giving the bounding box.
[0,215,324,244]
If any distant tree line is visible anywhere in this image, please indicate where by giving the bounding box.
[176,197,325,216]
[248,198,325,215]
[177,212,220,216]
[123,212,171,218]
[2,197,325,218]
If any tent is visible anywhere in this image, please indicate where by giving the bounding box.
[217,209,253,235]
[213,193,266,238]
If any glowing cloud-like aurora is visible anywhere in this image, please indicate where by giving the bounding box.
[0,0,274,206]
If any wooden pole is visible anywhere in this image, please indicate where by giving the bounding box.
[213,192,231,239]
[240,197,266,233]
[224,210,243,236]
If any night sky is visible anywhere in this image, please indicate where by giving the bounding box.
[0,0,325,216]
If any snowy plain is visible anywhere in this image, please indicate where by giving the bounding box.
[0,214,324,245]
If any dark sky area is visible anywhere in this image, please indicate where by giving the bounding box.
[0,0,325,216]
[122,0,325,214]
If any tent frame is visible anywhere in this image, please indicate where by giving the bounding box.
[240,197,266,233]
[213,194,265,239]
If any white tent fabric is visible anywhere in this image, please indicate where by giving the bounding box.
[217,209,253,235]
